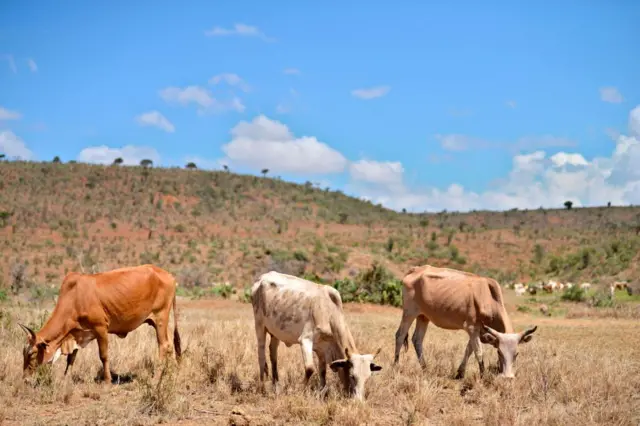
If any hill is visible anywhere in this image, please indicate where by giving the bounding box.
[1,161,640,296]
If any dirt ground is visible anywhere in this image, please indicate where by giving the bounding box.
[1,297,639,426]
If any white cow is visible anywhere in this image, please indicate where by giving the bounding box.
[580,282,591,291]
[251,271,382,401]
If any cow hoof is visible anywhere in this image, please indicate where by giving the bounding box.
[454,371,465,380]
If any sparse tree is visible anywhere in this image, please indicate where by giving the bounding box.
[607,201,611,207]
[223,164,229,172]
[52,156,61,163]
[564,200,573,210]
[0,153,6,160]
[113,157,124,165]
[140,159,153,168]
[261,168,269,177]
[186,162,197,170]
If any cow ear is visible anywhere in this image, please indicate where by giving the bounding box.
[480,333,498,346]
[521,334,534,343]
[370,363,382,372]
[330,359,350,372]
[36,341,48,351]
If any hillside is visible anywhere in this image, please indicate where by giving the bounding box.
[1,161,640,295]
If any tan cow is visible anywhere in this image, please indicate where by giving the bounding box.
[394,265,537,379]
[251,271,382,401]
[19,264,181,383]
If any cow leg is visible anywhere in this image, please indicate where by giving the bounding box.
[300,338,315,385]
[153,315,172,362]
[96,328,111,384]
[269,335,280,388]
[455,337,474,380]
[470,332,485,376]
[316,351,327,391]
[412,316,429,369]
[255,323,268,382]
[64,349,78,376]
[394,312,417,364]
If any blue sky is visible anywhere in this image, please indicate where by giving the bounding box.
[1,1,639,212]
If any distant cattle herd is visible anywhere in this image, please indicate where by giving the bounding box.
[509,280,632,297]
[29,261,629,402]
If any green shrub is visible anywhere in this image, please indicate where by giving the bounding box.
[331,263,403,307]
[561,286,586,302]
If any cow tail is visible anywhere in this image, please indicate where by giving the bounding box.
[172,290,182,361]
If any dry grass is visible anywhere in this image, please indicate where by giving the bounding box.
[1,298,639,426]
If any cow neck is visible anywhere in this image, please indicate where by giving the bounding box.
[329,315,358,361]
[496,305,514,334]
[36,303,74,349]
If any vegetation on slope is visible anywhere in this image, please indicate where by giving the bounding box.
[1,160,640,304]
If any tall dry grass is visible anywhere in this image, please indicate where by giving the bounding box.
[0,299,638,425]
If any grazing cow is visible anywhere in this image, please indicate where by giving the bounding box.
[394,265,537,379]
[19,265,181,383]
[580,282,591,291]
[515,286,526,297]
[614,281,628,291]
[609,284,615,299]
[543,280,558,293]
[565,282,574,290]
[251,271,382,401]
[527,286,537,295]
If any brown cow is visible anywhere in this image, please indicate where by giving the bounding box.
[19,264,181,383]
[394,265,537,379]
[251,271,382,401]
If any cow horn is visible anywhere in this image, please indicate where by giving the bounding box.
[482,323,500,337]
[345,347,351,359]
[18,323,36,340]
[373,347,382,359]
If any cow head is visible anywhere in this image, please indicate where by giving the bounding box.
[19,323,55,376]
[480,324,537,378]
[329,347,383,401]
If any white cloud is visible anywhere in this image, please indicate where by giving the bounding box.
[220,115,348,174]
[0,131,32,160]
[77,145,161,166]
[351,86,391,100]
[550,152,589,168]
[159,85,245,114]
[135,111,175,133]
[350,160,404,191]
[600,87,623,104]
[283,68,300,75]
[26,58,37,72]
[3,55,17,74]
[506,100,517,109]
[0,107,22,120]
[209,73,250,92]
[204,23,275,42]
[354,105,640,212]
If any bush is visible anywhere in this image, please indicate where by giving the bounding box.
[561,286,586,302]
[331,262,403,307]
[211,283,234,299]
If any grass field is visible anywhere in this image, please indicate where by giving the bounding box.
[1,291,639,426]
